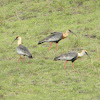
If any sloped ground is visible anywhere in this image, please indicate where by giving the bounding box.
[0,0,100,99]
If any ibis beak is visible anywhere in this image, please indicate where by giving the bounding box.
[11,38,17,44]
[71,31,77,36]
[85,52,91,59]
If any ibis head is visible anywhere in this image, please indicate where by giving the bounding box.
[12,36,19,44]
[11,36,22,45]
[80,50,90,59]
[82,50,90,59]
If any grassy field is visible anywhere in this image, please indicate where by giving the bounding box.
[0,0,100,100]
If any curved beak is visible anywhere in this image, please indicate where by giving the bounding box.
[85,52,91,59]
[69,30,77,36]
[11,38,17,44]
[71,31,77,36]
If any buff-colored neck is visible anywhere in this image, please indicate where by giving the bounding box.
[63,33,69,38]
[18,37,22,45]
[78,51,86,58]
[62,31,70,38]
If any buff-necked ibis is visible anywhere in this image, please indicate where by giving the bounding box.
[12,36,32,62]
[54,50,90,69]
[38,30,76,51]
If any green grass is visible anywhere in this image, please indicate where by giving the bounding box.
[0,0,100,100]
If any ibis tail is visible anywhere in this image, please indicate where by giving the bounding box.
[54,57,60,61]
[38,39,45,44]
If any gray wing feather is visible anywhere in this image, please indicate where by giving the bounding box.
[57,52,78,61]
[17,45,32,56]
[42,32,62,42]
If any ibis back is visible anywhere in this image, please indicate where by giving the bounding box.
[54,52,78,62]
[17,45,32,58]
[38,32,63,44]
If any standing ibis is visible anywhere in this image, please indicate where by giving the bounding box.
[38,30,76,51]
[12,36,32,62]
[54,50,90,69]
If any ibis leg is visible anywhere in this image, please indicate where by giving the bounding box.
[72,62,74,69]
[18,55,21,63]
[23,56,25,61]
[56,43,58,51]
[49,42,53,51]
[64,61,68,70]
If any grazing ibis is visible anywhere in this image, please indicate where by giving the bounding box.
[54,50,90,69]
[38,30,76,51]
[12,36,32,62]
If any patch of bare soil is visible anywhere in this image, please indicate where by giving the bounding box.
[84,34,96,39]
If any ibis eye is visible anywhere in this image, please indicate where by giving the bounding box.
[69,30,71,32]
[16,37,19,39]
